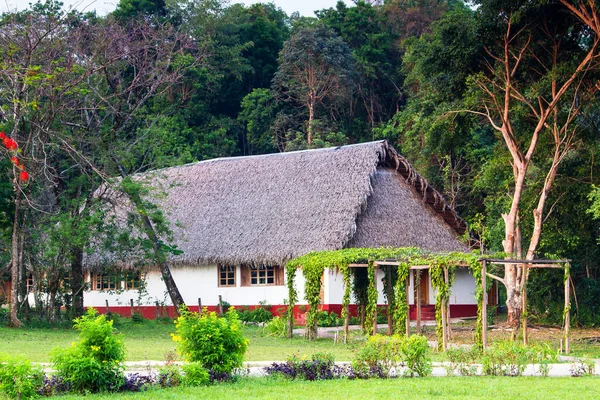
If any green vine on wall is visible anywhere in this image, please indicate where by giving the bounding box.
[364,261,378,334]
[286,248,492,343]
[392,262,409,334]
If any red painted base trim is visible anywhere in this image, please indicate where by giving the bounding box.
[88,303,479,323]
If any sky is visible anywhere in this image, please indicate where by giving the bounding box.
[0,0,353,17]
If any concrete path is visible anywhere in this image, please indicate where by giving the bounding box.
[37,359,600,377]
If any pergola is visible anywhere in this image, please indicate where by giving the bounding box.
[288,252,572,353]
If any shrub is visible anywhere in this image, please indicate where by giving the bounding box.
[120,373,153,392]
[172,307,248,374]
[445,347,480,376]
[402,335,432,377]
[0,354,44,399]
[480,341,554,377]
[352,334,432,378]
[264,316,286,337]
[316,310,342,327]
[352,334,404,377]
[264,352,343,381]
[238,303,273,324]
[52,308,125,393]
[182,362,210,387]
[157,365,182,388]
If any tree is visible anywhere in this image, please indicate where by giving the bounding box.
[272,26,354,145]
[467,0,600,329]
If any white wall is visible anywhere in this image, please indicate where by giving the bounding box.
[84,264,298,307]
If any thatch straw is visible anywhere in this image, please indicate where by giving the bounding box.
[86,141,467,268]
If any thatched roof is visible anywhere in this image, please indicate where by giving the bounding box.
[90,141,467,268]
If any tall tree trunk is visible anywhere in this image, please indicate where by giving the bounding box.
[307,96,314,145]
[116,168,185,314]
[9,189,22,328]
[70,246,85,318]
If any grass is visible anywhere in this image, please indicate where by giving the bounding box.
[2,314,600,363]
[26,376,600,400]
[0,319,360,362]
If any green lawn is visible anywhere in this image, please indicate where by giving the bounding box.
[25,376,600,400]
[0,320,358,362]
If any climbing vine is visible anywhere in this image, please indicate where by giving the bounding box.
[392,262,409,334]
[285,263,298,337]
[364,261,378,334]
[341,267,352,325]
[286,248,489,344]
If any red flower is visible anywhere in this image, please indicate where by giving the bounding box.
[19,170,29,181]
[0,132,5,140]
[10,156,19,166]
[3,138,17,151]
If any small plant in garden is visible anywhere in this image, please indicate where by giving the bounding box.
[182,362,210,387]
[402,335,432,377]
[157,365,182,388]
[480,341,554,377]
[570,357,595,377]
[238,301,273,324]
[264,316,286,337]
[51,308,125,393]
[172,306,248,374]
[265,352,343,381]
[317,310,342,327]
[445,347,480,376]
[0,354,44,400]
[352,334,432,378]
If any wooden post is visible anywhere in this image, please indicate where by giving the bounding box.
[373,265,378,336]
[523,264,528,347]
[288,305,294,339]
[344,304,349,341]
[564,267,571,354]
[482,260,488,349]
[444,266,450,346]
[405,273,410,337]
[198,298,202,315]
[130,299,134,317]
[105,299,110,315]
[416,270,422,334]
[218,295,223,315]
[387,266,393,335]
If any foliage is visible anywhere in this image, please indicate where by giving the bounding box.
[157,365,182,388]
[481,342,556,377]
[352,334,432,378]
[316,310,342,327]
[264,316,286,337]
[264,352,345,381]
[0,354,44,399]
[181,362,210,387]
[51,308,125,393]
[445,347,480,376]
[238,303,273,324]
[172,307,248,374]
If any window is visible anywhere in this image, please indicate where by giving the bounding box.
[93,274,120,291]
[251,265,275,285]
[26,274,34,293]
[240,265,284,287]
[124,271,142,290]
[219,265,236,287]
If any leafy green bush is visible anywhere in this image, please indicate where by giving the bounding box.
[264,316,286,337]
[52,308,125,393]
[317,310,342,327]
[238,303,273,324]
[0,354,44,399]
[182,362,210,387]
[352,334,432,378]
[445,347,480,376]
[481,341,552,376]
[402,335,432,377]
[172,307,248,374]
[157,365,182,388]
[352,334,404,377]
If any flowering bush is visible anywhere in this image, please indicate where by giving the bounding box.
[51,308,125,393]
[0,354,44,399]
[0,132,29,182]
[172,307,248,374]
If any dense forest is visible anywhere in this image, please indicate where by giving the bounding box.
[1,0,600,326]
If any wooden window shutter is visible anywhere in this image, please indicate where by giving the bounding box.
[276,266,285,286]
[240,265,251,287]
